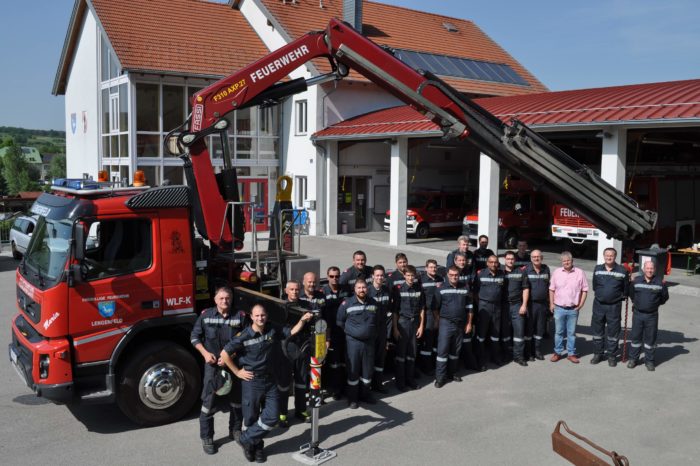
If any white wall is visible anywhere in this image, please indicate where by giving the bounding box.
[322,81,403,127]
[64,10,99,178]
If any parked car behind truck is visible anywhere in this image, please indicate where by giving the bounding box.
[10,215,37,259]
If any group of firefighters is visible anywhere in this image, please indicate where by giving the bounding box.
[190,234,669,462]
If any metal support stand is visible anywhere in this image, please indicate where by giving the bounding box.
[292,317,337,465]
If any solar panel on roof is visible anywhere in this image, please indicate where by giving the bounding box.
[395,49,528,86]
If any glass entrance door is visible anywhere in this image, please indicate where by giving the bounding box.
[337,176,369,233]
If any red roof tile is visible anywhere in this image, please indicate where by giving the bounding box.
[91,0,270,77]
[259,0,547,96]
[313,79,700,139]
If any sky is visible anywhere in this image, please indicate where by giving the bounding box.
[1,0,699,131]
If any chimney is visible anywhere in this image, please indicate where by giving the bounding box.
[343,0,363,34]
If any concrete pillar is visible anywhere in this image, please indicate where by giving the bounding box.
[326,140,338,236]
[597,128,627,263]
[478,153,500,249]
[389,137,408,246]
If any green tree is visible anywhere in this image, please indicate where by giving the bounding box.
[48,153,66,179]
[1,142,39,195]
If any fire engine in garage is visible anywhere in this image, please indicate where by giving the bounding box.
[462,178,552,248]
[8,18,656,426]
[552,175,700,252]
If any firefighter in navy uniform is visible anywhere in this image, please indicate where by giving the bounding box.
[291,272,326,421]
[387,252,410,287]
[445,235,473,269]
[337,278,379,408]
[278,279,315,426]
[524,250,550,360]
[452,252,478,369]
[339,250,373,293]
[514,240,532,268]
[221,304,313,463]
[591,248,630,367]
[419,259,444,375]
[368,265,392,393]
[473,255,506,370]
[392,265,426,391]
[322,266,350,400]
[627,260,669,371]
[434,266,474,387]
[503,251,530,366]
[190,286,247,455]
[473,235,496,273]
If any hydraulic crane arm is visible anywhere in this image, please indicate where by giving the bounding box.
[178,18,655,248]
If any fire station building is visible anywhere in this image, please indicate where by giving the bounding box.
[54,0,700,260]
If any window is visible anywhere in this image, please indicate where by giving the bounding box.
[296,100,307,135]
[83,218,152,280]
[295,176,307,207]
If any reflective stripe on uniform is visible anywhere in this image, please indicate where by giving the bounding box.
[346,379,359,386]
[490,337,499,342]
[257,418,274,431]
[294,383,307,390]
[631,342,642,348]
[513,337,523,342]
[448,354,459,360]
[644,343,654,349]
[360,377,372,384]
[277,385,290,392]
[436,356,448,362]
[419,351,432,356]
[374,366,384,372]
[395,357,405,363]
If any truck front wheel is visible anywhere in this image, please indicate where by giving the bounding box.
[116,341,201,426]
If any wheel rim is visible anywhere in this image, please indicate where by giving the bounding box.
[138,363,185,410]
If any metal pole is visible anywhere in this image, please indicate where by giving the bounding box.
[292,317,336,465]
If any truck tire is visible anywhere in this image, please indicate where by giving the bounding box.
[504,230,518,249]
[415,222,429,239]
[116,341,201,426]
[11,242,22,260]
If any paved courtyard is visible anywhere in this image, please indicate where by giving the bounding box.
[1,236,698,465]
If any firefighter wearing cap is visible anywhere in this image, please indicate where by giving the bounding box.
[221,305,313,463]
[590,248,630,367]
[337,279,379,408]
[190,286,248,455]
[434,266,474,387]
[627,260,669,372]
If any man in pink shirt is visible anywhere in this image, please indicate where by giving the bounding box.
[548,251,588,363]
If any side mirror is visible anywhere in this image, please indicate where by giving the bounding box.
[73,223,85,261]
[68,263,83,287]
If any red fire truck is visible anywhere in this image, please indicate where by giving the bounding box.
[552,176,699,251]
[8,18,655,426]
[462,181,552,248]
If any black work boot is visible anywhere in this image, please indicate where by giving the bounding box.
[608,357,617,367]
[202,438,216,455]
[590,354,604,365]
[627,359,639,369]
[645,361,655,372]
[236,437,255,462]
[255,441,266,463]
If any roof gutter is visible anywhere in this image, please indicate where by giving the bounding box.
[311,130,442,141]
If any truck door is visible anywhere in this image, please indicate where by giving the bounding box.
[68,214,162,363]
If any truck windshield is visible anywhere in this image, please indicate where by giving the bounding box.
[24,216,72,285]
[407,194,429,208]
